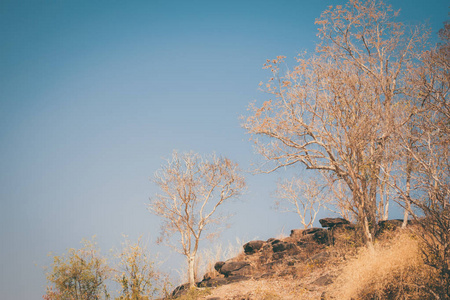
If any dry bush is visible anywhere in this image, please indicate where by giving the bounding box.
[331,232,435,299]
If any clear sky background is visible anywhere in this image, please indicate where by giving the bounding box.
[0,0,448,299]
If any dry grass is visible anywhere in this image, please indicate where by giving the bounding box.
[196,238,245,280]
[195,278,322,300]
[330,232,431,299]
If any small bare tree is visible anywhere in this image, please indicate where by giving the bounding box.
[149,151,245,288]
[274,176,330,228]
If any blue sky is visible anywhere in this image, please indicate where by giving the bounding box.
[0,0,448,299]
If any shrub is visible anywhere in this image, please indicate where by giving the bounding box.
[43,238,110,300]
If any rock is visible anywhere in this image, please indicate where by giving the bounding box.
[219,261,250,276]
[214,261,225,272]
[272,241,287,252]
[171,283,190,298]
[290,229,304,238]
[273,241,297,253]
[198,277,228,288]
[243,240,265,255]
[202,271,221,281]
[313,274,334,286]
[378,219,403,230]
[230,265,254,277]
[313,230,330,244]
[263,260,284,271]
[302,227,324,235]
[272,252,285,260]
[270,239,281,244]
[259,272,275,278]
[321,291,334,299]
[261,243,273,252]
[226,274,251,283]
[377,219,409,236]
[307,251,330,265]
[319,218,350,228]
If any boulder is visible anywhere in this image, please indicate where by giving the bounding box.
[302,227,325,235]
[321,291,335,300]
[198,275,250,288]
[378,219,404,230]
[313,230,330,244]
[377,219,409,236]
[313,274,334,286]
[272,241,296,253]
[306,251,330,265]
[226,274,251,283]
[272,241,287,253]
[214,261,225,272]
[270,238,281,244]
[319,218,350,228]
[290,229,304,238]
[243,240,265,255]
[171,283,190,298]
[272,252,286,260]
[229,265,254,277]
[202,271,222,281]
[218,261,250,277]
[198,277,227,288]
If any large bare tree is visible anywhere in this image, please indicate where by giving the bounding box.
[149,151,245,287]
[243,0,427,246]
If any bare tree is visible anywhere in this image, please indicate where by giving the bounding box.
[274,176,330,228]
[243,0,427,246]
[149,151,245,288]
[396,20,450,297]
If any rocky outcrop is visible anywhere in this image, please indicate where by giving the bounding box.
[171,216,414,298]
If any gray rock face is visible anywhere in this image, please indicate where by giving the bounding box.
[243,240,265,255]
[319,218,350,228]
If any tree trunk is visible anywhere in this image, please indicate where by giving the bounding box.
[188,254,196,288]
[363,214,374,249]
[402,157,412,228]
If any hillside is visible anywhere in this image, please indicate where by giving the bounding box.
[170,218,431,300]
